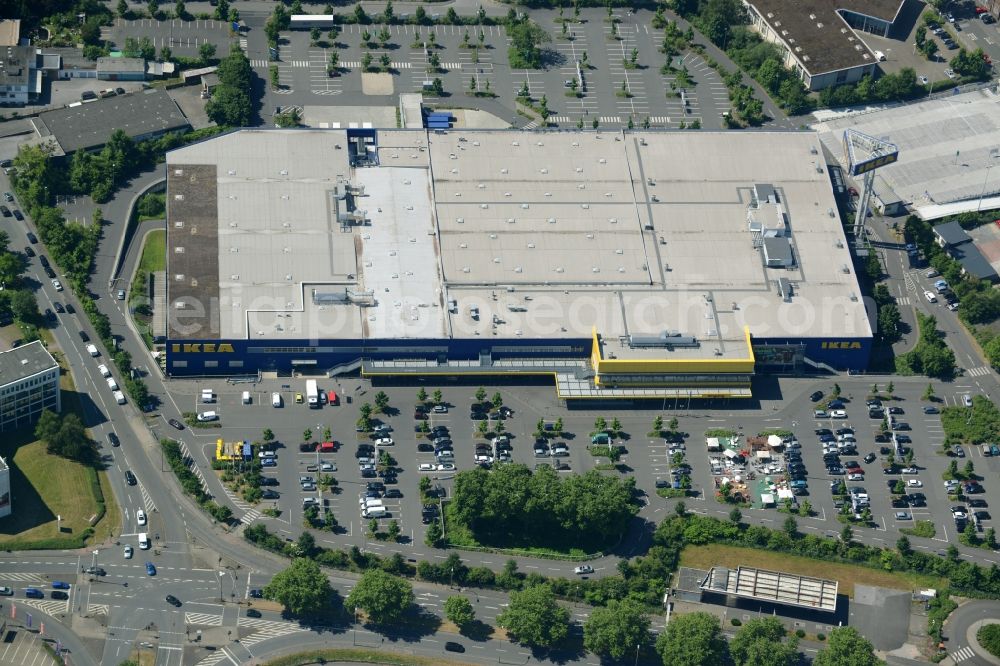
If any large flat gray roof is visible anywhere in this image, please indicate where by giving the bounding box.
[813,89,1000,220]
[0,340,58,388]
[701,566,839,612]
[33,88,189,154]
[165,129,870,356]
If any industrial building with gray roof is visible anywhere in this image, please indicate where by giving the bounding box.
[163,128,872,397]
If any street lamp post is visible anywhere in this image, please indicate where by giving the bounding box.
[218,571,224,603]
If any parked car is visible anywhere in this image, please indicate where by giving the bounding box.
[574,565,594,575]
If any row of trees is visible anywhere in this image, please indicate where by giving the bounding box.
[449,464,638,551]
[873,284,902,343]
[205,45,253,127]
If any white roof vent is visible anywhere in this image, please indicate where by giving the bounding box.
[457,217,464,223]
[174,246,185,253]
[528,243,536,248]
[280,169,288,175]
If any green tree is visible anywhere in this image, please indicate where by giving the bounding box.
[654,611,726,666]
[264,558,335,616]
[475,386,487,403]
[80,18,103,46]
[379,53,391,71]
[174,0,186,18]
[812,627,880,666]
[296,530,315,557]
[362,51,373,71]
[418,387,429,403]
[497,584,570,648]
[262,428,274,443]
[583,598,651,660]
[729,507,742,524]
[783,515,797,537]
[347,569,414,625]
[730,617,796,666]
[923,383,936,401]
[433,389,443,404]
[374,390,389,413]
[425,517,443,546]
[444,595,476,629]
[117,0,129,17]
[507,19,550,69]
[387,519,401,541]
[651,415,664,435]
[148,0,159,18]
[840,524,853,543]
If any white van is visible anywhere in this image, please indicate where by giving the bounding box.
[86,344,99,357]
[873,50,886,61]
[362,507,387,519]
[107,377,118,391]
[97,364,111,378]
[271,392,282,408]
[138,532,150,550]
[201,389,215,404]
[359,497,384,509]
[242,391,251,404]
[197,411,218,422]
[113,391,126,405]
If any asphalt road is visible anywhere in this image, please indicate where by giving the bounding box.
[942,599,1000,665]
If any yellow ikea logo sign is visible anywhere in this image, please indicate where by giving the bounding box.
[171,343,235,353]
[820,342,863,350]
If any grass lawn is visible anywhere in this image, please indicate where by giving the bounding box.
[137,229,166,274]
[680,544,945,597]
[0,347,121,548]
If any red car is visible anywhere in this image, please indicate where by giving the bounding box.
[976,6,988,13]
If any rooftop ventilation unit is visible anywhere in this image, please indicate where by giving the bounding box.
[627,331,699,349]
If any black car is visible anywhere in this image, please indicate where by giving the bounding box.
[417,442,433,452]
[367,481,385,492]
[38,255,49,268]
[107,432,120,447]
[923,405,940,414]
[260,476,279,486]
[975,510,992,521]
[249,589,263,598]
[261,489,279,499]
[12,209,22,221]
[863,452,876,464]
[827,466,845,475]
[888,406,904,414]
[26,232,37,244]
[168,418,185,430]
[53,302,65,313]
[246,608,262,618]
[445,642,466,653]
[43,266,55,278]
[968,499,989,508]
[381,472,398,484]
[83,567,106,576]
[0,205,9,217]
[125,470,137,486]
[299,442,315,452]
[166,594,182,607]
[384,488,403,498]
[78,330,89,342]
[43,308,53,320]
[65,303,75,314]
[908,495,926,507]
[115,87,126,95]
[23,246,34,257]
[361,468,376,478]
[835,428,853,436]
[430,426,449,435]
[815,428,832,436]
[882,465,899,475]
[810,390,824,402]
[890,497,908,508]
[895,435,912,444]
[819,434,835,442]
[51,590,69,600]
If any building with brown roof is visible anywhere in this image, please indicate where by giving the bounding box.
[742,0,909,90]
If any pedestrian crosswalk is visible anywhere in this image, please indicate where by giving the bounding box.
[194,651,230,666]
[599,116,621,123]
[0,573,44,582]
[312,89,342,95]
[521,120,540,130]
[951,645,976,662]
[241,508,261,525]
[273,88,294,95]
[968,366,992,377]
[251,59,270,67]
[649,116,670,123]
[185,612,223,626]
[236,617,307,647]
[548,115,571,123]
[897,296,911,306]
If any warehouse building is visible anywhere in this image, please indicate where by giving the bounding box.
[0,340,60,432]
[742,0,908,90]
[163,129,871,400]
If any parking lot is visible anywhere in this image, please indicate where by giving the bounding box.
[160,370,999,559]
[255,7,728,130]
[106,18,234,59]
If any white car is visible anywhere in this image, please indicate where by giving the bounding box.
[136,509,146,526]
[848,473,864,481]
[946,68,958,79]
[375,437,394,446]
[907,479,923,488]
[924,290,937,303]
[51,278,62,291]
[124,545,133,559]
[320,461,336,472]
[830,409,847,419]
[97,364,111,378]
[418,463,436,472]
[574,565,594,575]
[901,467,919,474]
[436,463,456,472]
